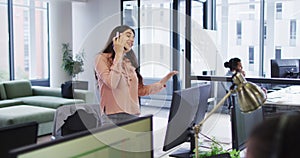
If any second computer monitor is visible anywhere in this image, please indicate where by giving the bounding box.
[163,83,211,157]
[271,59,300,78]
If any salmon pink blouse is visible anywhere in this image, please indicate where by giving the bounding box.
[95,53,164,115]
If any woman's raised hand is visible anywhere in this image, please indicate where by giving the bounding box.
[149,71,179,94]
[159,71,178,86]
[113,32,128,61]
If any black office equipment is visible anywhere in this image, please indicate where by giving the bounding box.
[163,84,211,158]
[61,109,98,136]
[0,121,38,158]
[271,59,300,78]
[61,81,74,99]
[231,95,264,151]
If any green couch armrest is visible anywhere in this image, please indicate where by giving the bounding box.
[73,89,94,103]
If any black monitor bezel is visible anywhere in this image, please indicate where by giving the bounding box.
[162,84,211,154]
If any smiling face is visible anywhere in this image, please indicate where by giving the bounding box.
[122,29,135,53]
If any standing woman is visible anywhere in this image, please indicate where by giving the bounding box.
[95,25,177,125]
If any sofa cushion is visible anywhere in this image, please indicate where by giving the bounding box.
[0,83,7,100]
[14,96,85,109]
[3,80,33,99]
[0,100,23,108]
[0,105,55,126]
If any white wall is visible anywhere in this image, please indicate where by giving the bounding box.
[72,0,121,92]
[48,0,120,92]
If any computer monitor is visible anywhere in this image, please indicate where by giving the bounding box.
[163,84,211,158]
[271,59,300,78]
[0,121,38,158]
[10,115,153,158]
[231,96,263,151]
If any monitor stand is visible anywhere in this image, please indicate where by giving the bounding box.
[169,135,195,158]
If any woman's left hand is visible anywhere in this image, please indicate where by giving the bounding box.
[148,71,178,94]
[159,71,178,86]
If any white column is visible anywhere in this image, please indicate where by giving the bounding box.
[265,1,275,77]
[72,0,120,91]
[49,0,73,87]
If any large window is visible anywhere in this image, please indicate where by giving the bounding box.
[264,0,300,77]
[139,1,172,79]
[275,46,281,59]
[236,20,242,45]
[0,0,49,84]
[120,0,300,90]
[290,19,296,46]
[275,2,282,20]
[122,0,139,61]
[122,0,172,79]
[216,0,300,78]
[216,0,261,77]
[191,1,208,76]
[0,0,9,81]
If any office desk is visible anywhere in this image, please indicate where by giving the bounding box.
[264,85,300,118]
[155,114,233,158]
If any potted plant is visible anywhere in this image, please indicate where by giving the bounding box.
[61,43,85,79]
[195,137,240,158]
[61,43,88,90]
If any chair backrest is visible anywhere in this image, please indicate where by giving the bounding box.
[216,81,232,108]
[52,104,102,139]
[0,122,38,158]
[61,109,98,136]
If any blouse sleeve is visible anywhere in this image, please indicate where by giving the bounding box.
[138,81,165,96]
[95,54,123,89]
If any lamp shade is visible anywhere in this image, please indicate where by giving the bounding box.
[232,72,267,113]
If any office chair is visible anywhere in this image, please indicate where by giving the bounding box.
[52,104,101,139]
[61,109,97,136]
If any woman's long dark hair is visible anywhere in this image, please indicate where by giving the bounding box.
[97,25,143,85]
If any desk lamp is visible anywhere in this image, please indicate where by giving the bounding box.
[193,72,267,158]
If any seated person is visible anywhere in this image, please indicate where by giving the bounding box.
[223,57,245,91]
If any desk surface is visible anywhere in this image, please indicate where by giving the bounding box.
[265,85,300,106]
